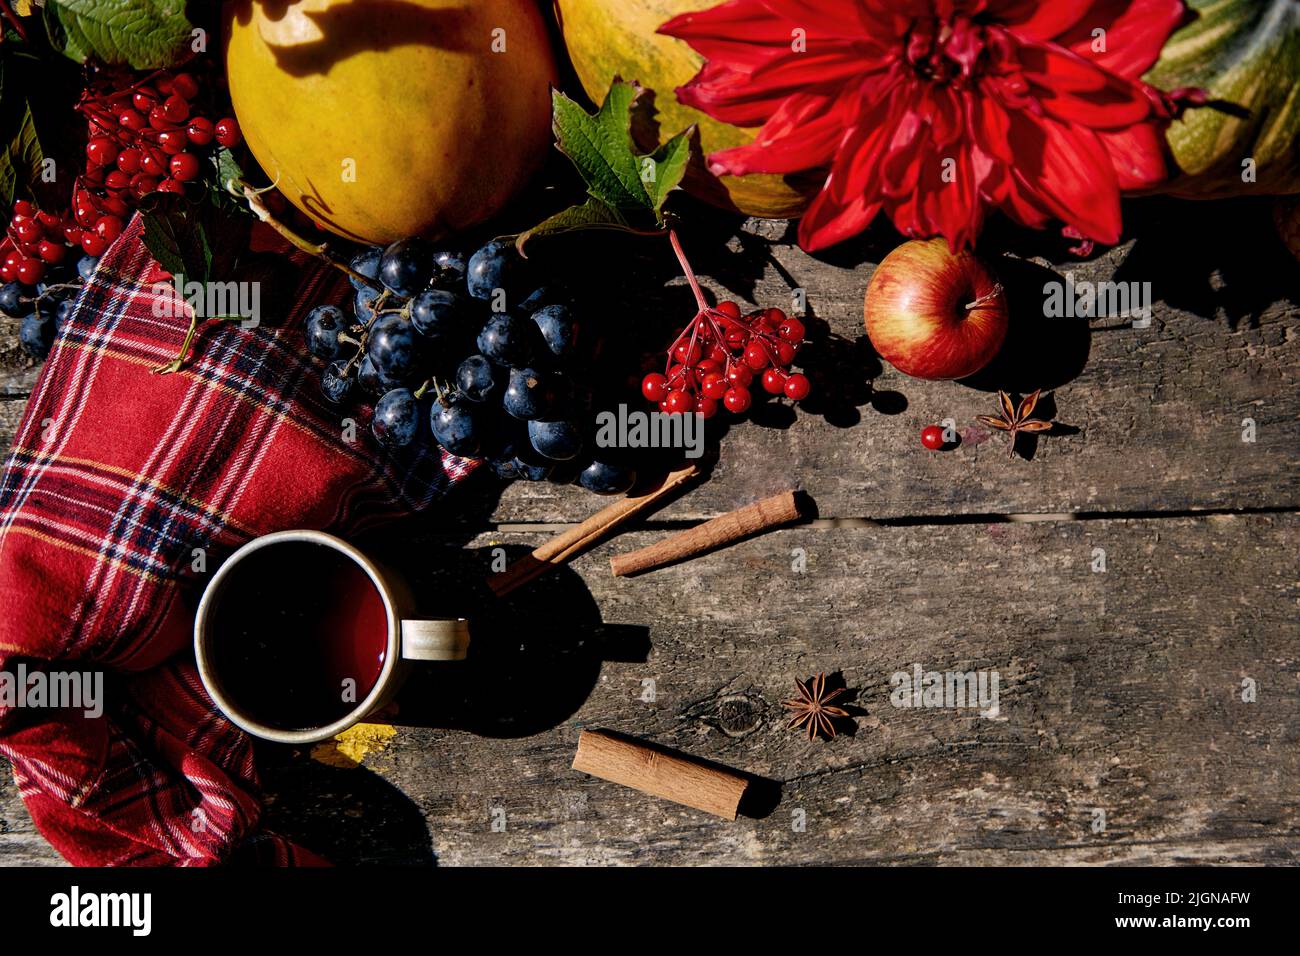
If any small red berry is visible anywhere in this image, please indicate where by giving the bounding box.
[15,258,44,285]
[132,89,157,113]
[214,117,242,147]
[773,340,797,366]
[715,301,741,319]
[62,223,83,245]
[185,116,214,146]
[36,240,66,264]
[35,210,60,231]
[148,106,172,131]
[744,341,770,370]
[695,396,718,419]
[12,200,35,218]
[161,94,190,123]
[101,195,131,218]
[116,147,142,174]
[95,215,124,243]
[154,74,175,95]
[104,170,131,191]
[673,340,702,365]
[130,175,160,199]
[701,372,728,400]
[86,137,118,167]
[80,233,107,257]
[157,128,188,155]
[921,425,946,450]
[171,73,200,100]
[13,217,41,243]
[666,389,693,415]
[156,178,185,195]
[726,364,753,388]
[723,386,752,414]
[778,316,805,343]
[119,109,147,131]
[169,152,201,182]
[762,367,786,394]
[641,372,669,403]
[0,263,13,283]
[140,150,168,177]
[783,373,811,401]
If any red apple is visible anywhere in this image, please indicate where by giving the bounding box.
[864,239,1008,380]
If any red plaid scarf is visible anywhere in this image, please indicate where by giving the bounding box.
[0,217,477,865]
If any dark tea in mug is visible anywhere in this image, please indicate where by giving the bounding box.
[206,540,389,730]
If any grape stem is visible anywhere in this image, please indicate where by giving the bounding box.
[227,178,384,291]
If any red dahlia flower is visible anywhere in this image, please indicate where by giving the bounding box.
[659,0,1195,252]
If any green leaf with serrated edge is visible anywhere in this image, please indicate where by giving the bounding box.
[139,195,210,282]
[515,197,630,255]
[49,0,195,70]
[552,82,655,213]
[643,125,694,221]
[0,102,43,209]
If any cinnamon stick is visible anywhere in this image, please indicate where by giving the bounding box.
[489,462,702,597]
[571,729,748,820]
[610,489,802,577]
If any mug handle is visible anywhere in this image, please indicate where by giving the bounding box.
[400,619,470,661]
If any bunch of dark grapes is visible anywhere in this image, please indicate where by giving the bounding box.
[306,238,638,496]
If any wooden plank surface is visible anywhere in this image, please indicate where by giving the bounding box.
[8,514,1289,866]
[0,195,1297,866]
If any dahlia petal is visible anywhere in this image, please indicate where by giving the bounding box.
[798,189,881,251]
[659,0,800,64]
[1007,112,1122,243]
[757,0,874,38]
[744,46,877,100]
[675,62,784,127]
[1057,0,1189,79]
[987,0,1092,41]
[1017,41,1153,128]
[708,94,848,175]
[1096,122,1169,190]
[925,144,983,250]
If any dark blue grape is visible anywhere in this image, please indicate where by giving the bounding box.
[410,288,466,339]
[518,285,564,314]
[430,400,481,457]
[321,360,353,404]
[0,282,22,317]
[305,304,348,359]
[466,239,530,303]
[55,299,73,324]
[514,458,554,481]
[476,312,534,366]
[502,367,554,420]
[35,292,62,319]
[527,419,583,461]
[489,456,520,480]
[372,388,420,447]
[76,257,100,282]
[531,304,578,364]
[577,460,637,496]
[20,314,54,359]
[431,249,467,284]
[378,238,433,297]
[357,354,384,396]
[456,354,502,402]
[367,314,420,380]
[349,246,382,290]
[355,284,381,323]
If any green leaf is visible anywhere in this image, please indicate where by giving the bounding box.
[48,0,195,70]
[139,194,211,282]
[551,80,693,222]
[516,197,629,255]
[0,102,43,210]
[643,126,694,218]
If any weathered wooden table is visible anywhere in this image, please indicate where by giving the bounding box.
[2,197,1297,865]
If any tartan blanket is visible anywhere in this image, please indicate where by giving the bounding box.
[0,217,477,865]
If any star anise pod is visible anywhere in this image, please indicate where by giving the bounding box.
[782,673,850,741]
[977,389,1053,459]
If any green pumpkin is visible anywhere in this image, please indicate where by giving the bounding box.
[1144,0,1300,197]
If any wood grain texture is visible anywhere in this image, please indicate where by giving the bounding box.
[0,197,1296,867]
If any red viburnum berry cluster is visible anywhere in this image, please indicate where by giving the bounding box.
[3,66,242,285]
[641,299,809,418]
